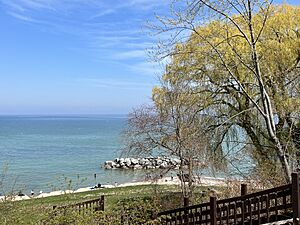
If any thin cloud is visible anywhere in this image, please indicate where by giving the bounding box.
[112,50,146,60]
[4,0,55,10]
[77,78,154,89]
[7,11,37,22]
[1,0,26,11]
[127,61,162,76]
[89,9,116,19]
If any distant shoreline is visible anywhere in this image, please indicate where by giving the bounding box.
[0,114,128,117]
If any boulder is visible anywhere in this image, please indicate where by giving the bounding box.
[104,164,112,169]
[144,159,151,166]
[105,160,115,166]
[114,158,119,163]
[159,161,168,169]
[131,158,139,165]
[171,158,181,165]
[146,165,155,169]
[123,158,130,166]
[156,159,163,166]
[139,158,146,165]
[104,161,116,169]
[133,165,143,170]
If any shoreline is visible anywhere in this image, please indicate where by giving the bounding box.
[0,175,228,202]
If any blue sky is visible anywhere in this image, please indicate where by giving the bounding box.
[0,0,170,114]
[0,0,298,115]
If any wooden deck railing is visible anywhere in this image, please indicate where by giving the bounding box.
[158,173,300,225]
[53,195,104,214]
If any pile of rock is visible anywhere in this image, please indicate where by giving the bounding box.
[103,157,184,170]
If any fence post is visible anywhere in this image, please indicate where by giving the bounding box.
[292,173,300,225]
[241,183,247,223]
[210,196,217,225]
[241,184,247,196]
[100,195,104,211]
[152,212,158,220]
[183,197,189,223]
[184,197,189,207]
[101,195,105,211]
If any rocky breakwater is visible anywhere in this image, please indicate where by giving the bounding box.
[103,157,184,170]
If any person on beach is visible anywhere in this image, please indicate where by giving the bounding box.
[30,190,34,197]
[18,191,24,196]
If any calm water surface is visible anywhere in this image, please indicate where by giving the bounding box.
[0,115,143,194]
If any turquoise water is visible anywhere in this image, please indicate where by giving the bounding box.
[0,115,143,194]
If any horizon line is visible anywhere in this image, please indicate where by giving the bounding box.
[0,113,129,116]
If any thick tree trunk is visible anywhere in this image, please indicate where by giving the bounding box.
[274,137,292,183]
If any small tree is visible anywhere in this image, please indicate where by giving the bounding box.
[123,79,225,201]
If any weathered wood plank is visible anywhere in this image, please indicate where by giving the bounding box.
[261,218,293,225]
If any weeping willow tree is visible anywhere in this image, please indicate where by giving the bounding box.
[148,1,300,184]
[123,2,299,196]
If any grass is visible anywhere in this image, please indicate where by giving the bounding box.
[0,184,222,224]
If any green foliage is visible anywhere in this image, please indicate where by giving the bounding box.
[0,184,227,224]
[39,196,162,225]
[151,2,300,181]
[115,197,161,225]
[0,185,183,225]
[41,208,102,225]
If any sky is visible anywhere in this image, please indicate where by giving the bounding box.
[0,0,170,115]
[0,0,298,115]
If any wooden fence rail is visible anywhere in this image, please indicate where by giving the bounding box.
[53,195,104,215]
[158,173,300,225]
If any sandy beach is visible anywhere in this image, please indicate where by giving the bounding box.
[117,176,227,187]
[0,176,228,202]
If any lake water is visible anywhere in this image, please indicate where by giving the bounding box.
[0,115,144,194]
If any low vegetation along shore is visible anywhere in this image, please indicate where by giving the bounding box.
[0,176,231,225]
[0,175,226,202]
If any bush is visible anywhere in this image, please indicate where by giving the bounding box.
[40,196,163,225]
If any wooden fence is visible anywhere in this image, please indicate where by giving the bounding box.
[53,195,104,215]
[158,173,300,225]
